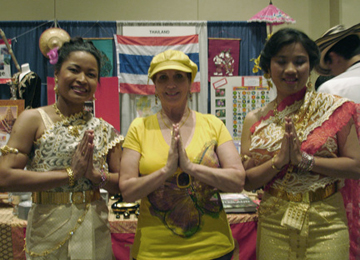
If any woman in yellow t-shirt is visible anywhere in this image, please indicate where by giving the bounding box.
[120,50,245,260]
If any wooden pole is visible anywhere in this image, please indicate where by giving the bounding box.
[0,29,21,72]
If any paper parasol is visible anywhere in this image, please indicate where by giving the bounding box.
[247,0,295,34]
[39,28,70,59]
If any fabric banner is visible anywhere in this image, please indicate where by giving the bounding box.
[115,34,200,95]
[0,39,12,84]
[208,38,241,82]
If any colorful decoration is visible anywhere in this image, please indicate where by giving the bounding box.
[247,0,296,34]
[208,38,240,82]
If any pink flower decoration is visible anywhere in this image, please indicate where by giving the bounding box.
[47,47,59,65]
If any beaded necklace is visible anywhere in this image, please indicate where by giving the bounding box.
[53,103,86,137]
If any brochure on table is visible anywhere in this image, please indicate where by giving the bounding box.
[210,76,276,142]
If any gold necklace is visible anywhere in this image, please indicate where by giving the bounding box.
[53,103,86,137]
[272,89,314,142]
[160,108,191,133]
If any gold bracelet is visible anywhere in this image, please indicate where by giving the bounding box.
[271,155,282,171]
[0,145,19,155]
[240,154,250,162]
[66,167,75,187]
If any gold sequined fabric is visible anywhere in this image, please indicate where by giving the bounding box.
[257,192,349,260]
[250,90,348,194]
[27,108,123,192]
[250,89,352,259]
[25,108,123,259]
[0,222,13,259]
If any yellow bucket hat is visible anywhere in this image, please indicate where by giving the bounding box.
[148,50,198,83]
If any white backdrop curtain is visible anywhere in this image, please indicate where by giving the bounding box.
[116,21,208,135]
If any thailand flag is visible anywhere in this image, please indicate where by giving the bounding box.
[115,34,200,95]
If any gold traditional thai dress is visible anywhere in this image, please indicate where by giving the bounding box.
[249,87,357,260]
[24,108,123,260]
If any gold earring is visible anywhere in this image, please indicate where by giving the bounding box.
[155,94,158,105]
[54,77,59,94]
[307,75,313,91]
[264,73,273,88]
[92,95,96,101]
[188,92,192,102]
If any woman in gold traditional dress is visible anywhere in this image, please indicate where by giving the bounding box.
[241,28,360,259]
[119,49,245,260]
[0,37,123,259]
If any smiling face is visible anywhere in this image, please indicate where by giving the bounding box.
[154,69,191,109]
[269,42,310,98]
[55,51,99,105]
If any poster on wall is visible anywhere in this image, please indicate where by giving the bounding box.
[210,76,276,141]
[85,38,114,77]
[208,38,241,82]
[0,99,25,149]
[0,39,12,84]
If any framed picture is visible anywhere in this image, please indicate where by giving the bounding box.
[0,99,25,146]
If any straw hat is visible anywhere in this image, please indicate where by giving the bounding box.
[148,50,198,83]
[39,28,70,58]
[315,23,360,75]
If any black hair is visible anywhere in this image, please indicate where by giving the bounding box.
[54,37,101,81]
[259,28,320,73]
[324,35,360,63]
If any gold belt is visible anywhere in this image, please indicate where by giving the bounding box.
[32,189,101,204]
[267,182,337,202]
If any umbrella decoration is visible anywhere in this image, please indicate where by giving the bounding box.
[247,0,296,34]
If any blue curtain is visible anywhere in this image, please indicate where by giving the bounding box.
[207,21,267,76]
[0,20,116,105]
[0,20,264,107]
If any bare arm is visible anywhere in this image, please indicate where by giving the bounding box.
[0,109,84,191]
[103,142,122,194]
[119,132,179,202]
[308,120,360,179]
[240,111,286,191]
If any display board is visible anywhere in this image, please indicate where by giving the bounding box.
[210,76,276,141]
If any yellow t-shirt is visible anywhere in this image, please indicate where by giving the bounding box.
[123,111,235,260]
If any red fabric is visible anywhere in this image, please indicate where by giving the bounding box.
[302,101,356,154]
[341,103,360,260]
[94,77,120,131]
[230,222,257,260]
[111,233,135,260]
[208,38,240,82]
[47,77,121,132]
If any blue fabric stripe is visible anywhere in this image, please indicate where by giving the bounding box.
[119,53,200,75]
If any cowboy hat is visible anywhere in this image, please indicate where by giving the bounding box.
[39,28,70,59]
[315,23,360,75]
